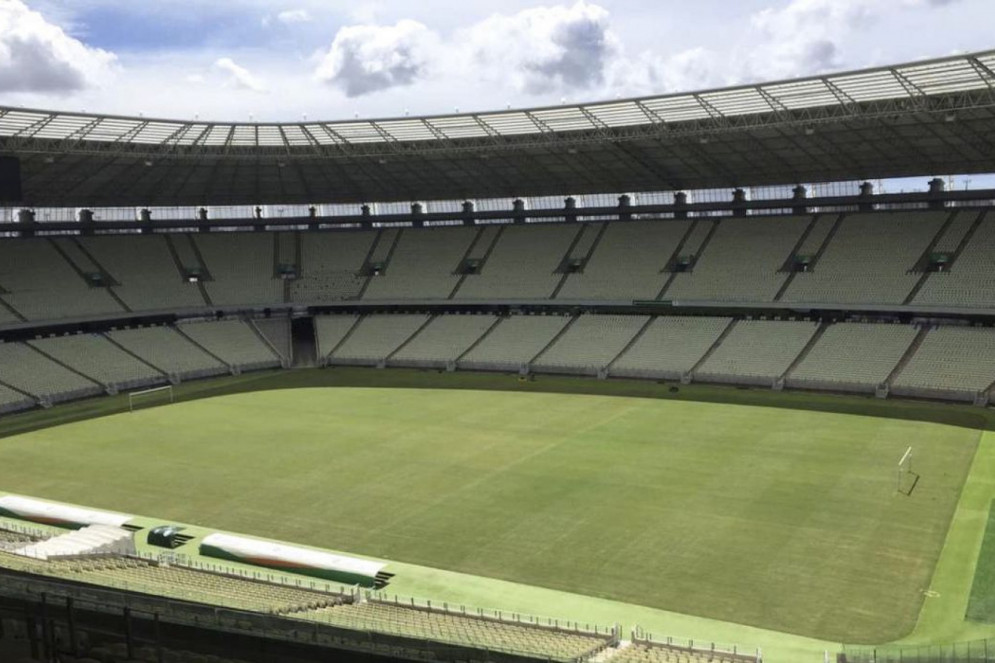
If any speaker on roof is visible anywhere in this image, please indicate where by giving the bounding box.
[0,156,23,203]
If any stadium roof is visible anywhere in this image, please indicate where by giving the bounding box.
[3,49,995,207]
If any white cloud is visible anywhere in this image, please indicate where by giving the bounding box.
[458,1,619,95]
[742,0,875,81]
[214,57,267,93]
[276,9,311,25]
[315,19,436,97]
[0,0,116,94]
[3,0,988,122]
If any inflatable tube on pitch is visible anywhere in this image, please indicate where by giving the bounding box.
[200,533,386,587]
[0,495,132,529]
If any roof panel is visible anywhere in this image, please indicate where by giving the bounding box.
[0,49,992,147]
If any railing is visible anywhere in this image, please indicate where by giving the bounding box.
[841,638,995,662]
[632,627,762,663]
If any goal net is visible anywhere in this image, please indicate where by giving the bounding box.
[897,446,916,495]
[128,385,174,412]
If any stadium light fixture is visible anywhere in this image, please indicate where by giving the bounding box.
[143,160,154,167]
[945,112,957,122]
[804,127,816,135]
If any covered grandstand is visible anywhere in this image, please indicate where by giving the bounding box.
[3,48,995,663]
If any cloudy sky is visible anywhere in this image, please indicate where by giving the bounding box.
[0,0,991,122]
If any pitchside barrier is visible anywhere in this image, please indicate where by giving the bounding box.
[841,637,995,662]
[631,626,762,663]
[364,590,620,641]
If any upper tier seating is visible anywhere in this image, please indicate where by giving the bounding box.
[782,211,948,305]
[786,323,917,393]
[665,216,808,302]
[328,314,431,365]
[458,315,571,371]
[29,333,164,391]
[195,234,284,306]
[0,238,123,321]
[0,342,101,403]
[106,326,227,380]
[610,316,733,380]
[914,213,995,308]
[80,236,206,311]
[177,319,281,371]
[556,220,691,300]
[892,326,995,401]
[2,210,995,324]
[455,224,578,300]
[695,320,819,386]
[533,314,650,375]
[364,227,476,300]
[390,314,497,367]
[291,231,373,302]
[314,315,360,359]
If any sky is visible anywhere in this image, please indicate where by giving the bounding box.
[0,0,991,123]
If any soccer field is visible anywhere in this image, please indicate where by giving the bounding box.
[0,387,979,643]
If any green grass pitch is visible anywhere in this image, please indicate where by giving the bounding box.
[967,501,995,623]
[0,386,979,643]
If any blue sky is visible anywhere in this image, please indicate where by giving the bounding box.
[0,0,992,122]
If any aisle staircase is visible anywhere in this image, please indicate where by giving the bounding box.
[13,525,135,560]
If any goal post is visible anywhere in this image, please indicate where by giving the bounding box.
[897,446,914,494]
[128,385,174,412]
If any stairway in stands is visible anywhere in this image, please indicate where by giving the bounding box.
[291,316,318,368]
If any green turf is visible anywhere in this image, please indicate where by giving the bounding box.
[966,499,995,623]
[0,386,978,643]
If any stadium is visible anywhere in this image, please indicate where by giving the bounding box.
[1,8,995,663]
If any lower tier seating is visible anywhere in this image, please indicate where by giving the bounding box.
[458,315,572,372]
[610,316,733,380]
[299,600,610,661]
[892,326,995,401]
[29,333,165,391]
[0,384,33,415]
[328,314,431,365]
[612,642,754,663]
[533,315,650,375]
[106,326,228,381]
[389,314,498,367]
[314,315,360,359]
[177,319,282,372]
[4,313,995,413]
[786,323,918,393]
[252,318,292,364]
[694,320,819,386]
[0,342,102,404]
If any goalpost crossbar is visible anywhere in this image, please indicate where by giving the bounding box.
[128,385,174,412]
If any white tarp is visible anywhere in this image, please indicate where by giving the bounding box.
[0,494,133,528]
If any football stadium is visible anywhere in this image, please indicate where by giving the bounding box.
[2,10,995,663]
